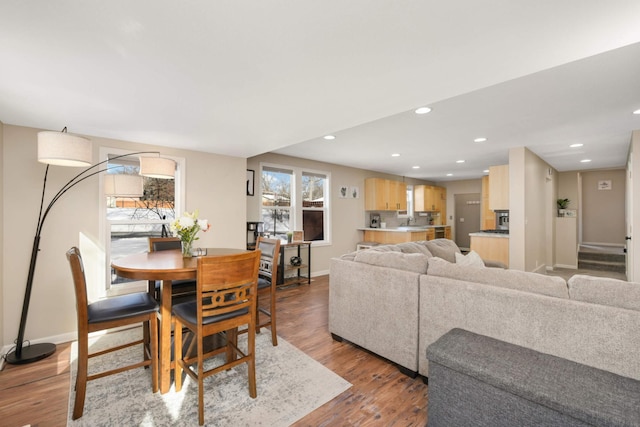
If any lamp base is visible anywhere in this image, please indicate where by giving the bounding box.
[5,342,56,365]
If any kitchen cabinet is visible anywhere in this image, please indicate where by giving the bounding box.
[415,185,446,213]
[470,234,509,266]
[489,165,509,211]
[365,178,407,211]
[481,176,496,229]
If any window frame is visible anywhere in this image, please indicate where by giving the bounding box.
[98,147,185,296]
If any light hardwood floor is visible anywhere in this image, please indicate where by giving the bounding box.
[0,275,428,426]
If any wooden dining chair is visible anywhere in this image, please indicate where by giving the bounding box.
[254,236,281,345]
[148,236,197,303]
[66,247,159,420]
[172,250,261,425]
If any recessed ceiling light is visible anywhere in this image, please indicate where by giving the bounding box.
[633,109,640,115]
[483,169,490,173]
[412,166,420,169]
[570,143,583,148]
[446,173,453,177]
[323,135,336,140]
[474,137,487,143]
[456,160,465,164]
[415,107,432,115]
[581,159,592,163]
[391,153,401,157]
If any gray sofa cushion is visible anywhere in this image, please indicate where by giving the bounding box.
[424,238,461,263]
[427,257,569,298]
[354,250,430,274]
[568,274,640,312]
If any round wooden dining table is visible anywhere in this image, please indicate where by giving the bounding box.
[111,247,249,394]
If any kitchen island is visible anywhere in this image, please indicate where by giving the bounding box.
[359,226,450,245]
[469,231,509,266]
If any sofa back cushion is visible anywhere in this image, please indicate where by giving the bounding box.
[427,257,569,298]
[354,250,430,274]
[424,239,461,263]
[568,274,640,312]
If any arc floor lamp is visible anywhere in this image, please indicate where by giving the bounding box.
[5,127,175,364]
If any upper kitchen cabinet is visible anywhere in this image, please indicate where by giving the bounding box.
[489,165,509,211]
[365,178,407,211]
[415,185,446,212]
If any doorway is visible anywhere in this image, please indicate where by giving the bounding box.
[454,193,481,251]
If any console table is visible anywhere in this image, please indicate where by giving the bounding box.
[277,241,311,286]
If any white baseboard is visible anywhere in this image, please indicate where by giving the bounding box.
[553,264,578,269]
[311,270,329,278]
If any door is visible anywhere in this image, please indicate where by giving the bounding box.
[454,193,481,251]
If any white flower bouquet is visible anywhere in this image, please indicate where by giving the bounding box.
[170,210,210,256]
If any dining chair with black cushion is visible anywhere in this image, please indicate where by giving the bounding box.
[172,250,261,426]
[148,236,197,303]
[254,236,281,346]
[66,246,159,420]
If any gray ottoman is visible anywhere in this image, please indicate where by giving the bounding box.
[426,328,640,426]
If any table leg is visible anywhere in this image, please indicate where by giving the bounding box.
[159,279,172,394]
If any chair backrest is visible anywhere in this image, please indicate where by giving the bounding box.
[256,237,280,284]
[148,236,181,252]
[66,247,89,325]
[196,251,261,320]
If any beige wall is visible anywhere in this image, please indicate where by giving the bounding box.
[0,120,4,348]
[509,147,557,272]
[2,124,246,347]
[580,169,626,245]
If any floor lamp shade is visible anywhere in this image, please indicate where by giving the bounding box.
[139,156,175,179]
[37,131,92,167]
[104,174,144,197]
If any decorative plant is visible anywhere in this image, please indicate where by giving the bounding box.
[557,198,570,209]
[171,210,210,257]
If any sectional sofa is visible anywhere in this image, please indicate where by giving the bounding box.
[328,239,640,381]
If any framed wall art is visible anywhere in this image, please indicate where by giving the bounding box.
[247,169,255,196]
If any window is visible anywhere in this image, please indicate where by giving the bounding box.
[100,148,184,292]
[398,185,414,219]
[261,166,293,237]
[302,172,326,241]
[261,164,330,244]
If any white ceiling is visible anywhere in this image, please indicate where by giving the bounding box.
[2,1,640,181]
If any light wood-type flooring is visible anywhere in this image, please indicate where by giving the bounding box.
[0,275,428,426]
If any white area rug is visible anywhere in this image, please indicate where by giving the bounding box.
[67,328,351,426]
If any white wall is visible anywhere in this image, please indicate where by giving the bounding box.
[2,124,247,347]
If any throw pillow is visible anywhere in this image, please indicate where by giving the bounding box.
[454,250,485,268]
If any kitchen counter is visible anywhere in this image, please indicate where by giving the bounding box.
[359,226,447,232]
[469,231,510,238]
[359,226,451,245]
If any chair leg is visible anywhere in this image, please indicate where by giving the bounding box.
[248,323,257,398]
[73,333,89,420]
[269,289,278,346]
[149,314,159,393]
[174,319,183,392]
[197,326,205,426]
